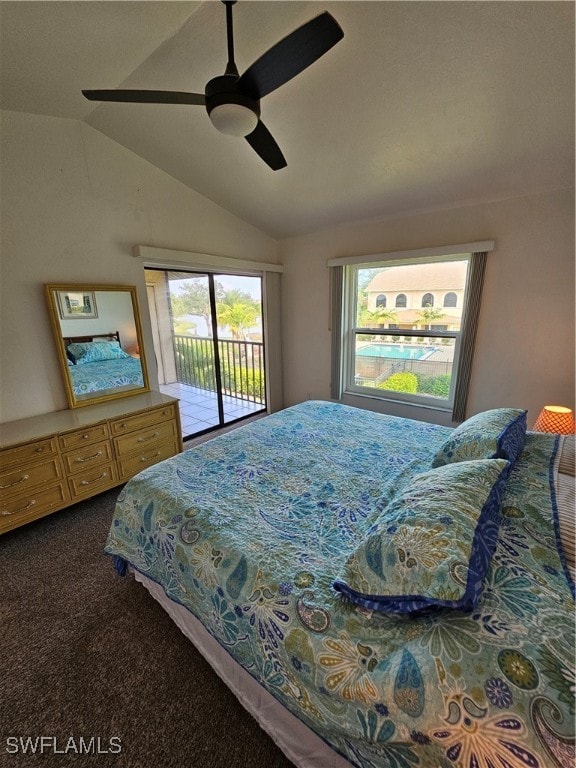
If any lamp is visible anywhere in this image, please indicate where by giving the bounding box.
[533,405,575,434]
[209,103,259,137]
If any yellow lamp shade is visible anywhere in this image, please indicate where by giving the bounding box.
[533,405,575,434]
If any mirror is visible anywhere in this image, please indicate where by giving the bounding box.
[45,283,150,408]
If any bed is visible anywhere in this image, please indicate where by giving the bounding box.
[105,400,575,768]
[65,332,143,396]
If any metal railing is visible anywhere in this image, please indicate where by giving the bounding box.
[173,334,265,404]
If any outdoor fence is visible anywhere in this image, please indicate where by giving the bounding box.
[173,334,265,404]
[355,354,452,385]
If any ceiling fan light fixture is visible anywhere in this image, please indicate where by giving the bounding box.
[209,103,258,136]
[81,3,344,169]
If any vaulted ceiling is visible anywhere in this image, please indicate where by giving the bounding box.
[1,1,574,239]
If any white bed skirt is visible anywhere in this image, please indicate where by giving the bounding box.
[132,569,353,768]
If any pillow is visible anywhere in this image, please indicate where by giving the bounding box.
[67,340,130,365]
[431,408,527,468]
[333,458,509,613]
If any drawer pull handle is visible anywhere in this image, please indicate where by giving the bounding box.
[35,446,46,454]
[141,452,161,463]
[120,423,128,430]
[80,472,108,486]
[1,499,36,516]
[74,451,103,463]
[0,474,30,489]
[82,433,90,440]
[137,432,159,443]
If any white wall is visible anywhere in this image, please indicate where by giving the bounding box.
[0,110,278,420]
[278,190,575,427]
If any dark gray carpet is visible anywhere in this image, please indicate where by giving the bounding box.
[0,489,294,768]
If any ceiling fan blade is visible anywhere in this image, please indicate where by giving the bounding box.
[245,121,287,170]
[237,12,343,100]
[82,89,206,105]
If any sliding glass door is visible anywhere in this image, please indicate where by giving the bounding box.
[145,268,266,438]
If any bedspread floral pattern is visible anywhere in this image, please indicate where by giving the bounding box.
[69,357,143,395]
[105,401,575,768]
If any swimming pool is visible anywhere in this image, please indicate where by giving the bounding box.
[356,343,436,360]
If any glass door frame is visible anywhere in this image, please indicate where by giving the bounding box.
[207,272,225,427]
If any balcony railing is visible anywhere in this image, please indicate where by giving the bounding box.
[173,334,265,404]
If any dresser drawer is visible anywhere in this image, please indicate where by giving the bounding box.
[59,423,109,451]
[110,405,177,437]
[114,420,177,458]
[62,439,113,476]
[0,436,58,469]
[68,462,119,500]
[0,482,70,533]
[117,440,178,480]
[0,456,63,500]
[0,394,181,535]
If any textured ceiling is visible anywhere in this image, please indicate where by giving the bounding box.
[1,1,574,239]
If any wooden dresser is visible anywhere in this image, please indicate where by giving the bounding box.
[0,392,182,535]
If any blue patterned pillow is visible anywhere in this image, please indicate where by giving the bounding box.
[333,459,509,613]
[67,341,130,365]
[431,408,527,468]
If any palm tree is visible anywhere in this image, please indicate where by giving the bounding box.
[217,301,259,340]
[416,305,446,330]
[359,307,398,328]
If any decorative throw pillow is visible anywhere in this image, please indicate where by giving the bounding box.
[431,408,527,468]
[333,458,509,613]
[67,340,130,365]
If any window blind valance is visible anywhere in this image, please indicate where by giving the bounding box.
[327,241,494,268]
[133,245,283,275]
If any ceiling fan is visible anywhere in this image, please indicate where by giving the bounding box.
[82,0,344,170]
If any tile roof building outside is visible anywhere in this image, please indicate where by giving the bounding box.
[366,260,468,292]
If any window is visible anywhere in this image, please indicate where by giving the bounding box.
[351,258,468,407]
[376,293,387,307]
[444,292,457,307]
[395,293,407,308]
[421,292,434,307]
[334,249,488,415]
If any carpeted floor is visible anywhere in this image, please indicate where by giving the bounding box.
[0,487,294,768]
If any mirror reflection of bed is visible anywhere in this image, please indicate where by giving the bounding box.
[45,283,150,409]
[64,331,144,402]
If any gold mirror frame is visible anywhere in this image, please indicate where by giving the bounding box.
[45,283,150,408]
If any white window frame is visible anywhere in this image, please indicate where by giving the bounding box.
[329,241,494,418]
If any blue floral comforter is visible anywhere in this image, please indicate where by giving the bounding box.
[105,401,575,768]
[70,357,143,395]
